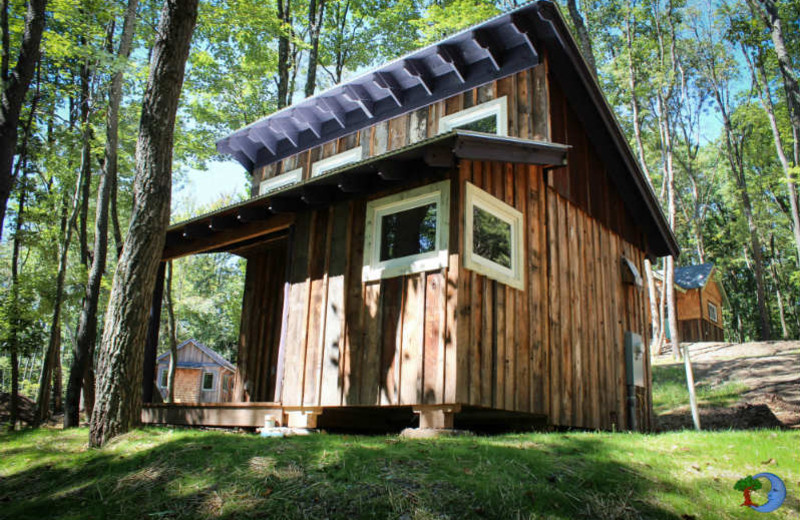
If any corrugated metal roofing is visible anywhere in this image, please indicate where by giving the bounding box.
[674,263,714,290]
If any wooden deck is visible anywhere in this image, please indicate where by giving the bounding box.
[142,403,547,432]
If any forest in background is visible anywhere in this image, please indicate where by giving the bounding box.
[1,0,798,420]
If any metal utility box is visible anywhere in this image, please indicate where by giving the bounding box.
[625,331,645,387]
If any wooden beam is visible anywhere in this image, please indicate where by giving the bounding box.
[301,186,335,206]
[403,59,433,95]
[209,214,238,232]
[318,96,346,128]
[376,162,407,181]
[472,29,501,70]
[291,107,322,138]
[182,222,212,239]
[436,45,466,83]
[510,13,539,58]
[343,84,375,119]
[373,71,403,106]
[163,213,294,261]
[247,125,277,155]
[237,205,272,223]
[268,197,306,214]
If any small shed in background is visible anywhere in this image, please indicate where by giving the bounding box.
[659,263,727,342]
[156,339,235,403]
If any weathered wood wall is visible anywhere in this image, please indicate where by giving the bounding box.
[234,239,287,402]
[232,55,656,430]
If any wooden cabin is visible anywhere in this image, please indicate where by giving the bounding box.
[659,263,726,343]
[155,339,235,403]
[141,1,678,432]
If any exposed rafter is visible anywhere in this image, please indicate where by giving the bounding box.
[343,84,375,118]
[472,29,501,70]
[436,44,467,83]
[403,59,434,95]
[373,71,403,106]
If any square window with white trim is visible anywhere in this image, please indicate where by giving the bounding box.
[311,146,362,178]
[464,182,524,290]
[707,302,718,323]
[438,96,508,136]
[260,167,302,195]
[202,372,215,391]
[363,180,450,281]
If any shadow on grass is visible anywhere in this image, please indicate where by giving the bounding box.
[0,428,762,520]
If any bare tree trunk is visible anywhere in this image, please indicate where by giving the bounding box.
[89,0,198,447]
[65,0,140,429]
[78,55,92,268]
[0,0,47,241]
[565,0,598,78]
[52,340,62,414]
[7,174,26,430]
[744,47,800,267]
[36,164,84,424]
[276,0,292,109]
[165,261,178,402]
[304,0,325,98]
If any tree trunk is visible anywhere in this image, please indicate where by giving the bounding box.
[304,0,325,98]
[36,163,85,424]
[65,0,139,429]
[78,56,92,267]
[0,0,46,241]
[165,260,178,402]
[276,0,292,109]
[565,0,598,78]
[52,339,62,414]
[7,174,26,430]
[89,0,198,448]
[745,47,800,267]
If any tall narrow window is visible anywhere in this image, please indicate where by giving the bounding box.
[202,372,215,391]
[438,96,508,136]
[363,180,450,281]
[159,368,168,388]
[463,182,524,289]
[707,302,718,323]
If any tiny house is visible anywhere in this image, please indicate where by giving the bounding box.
[155,339,235,403]
[142,1,678,431]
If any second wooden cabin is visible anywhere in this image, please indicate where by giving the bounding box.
[143,1,679,431]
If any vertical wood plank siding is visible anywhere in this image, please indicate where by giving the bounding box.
[236,59,654,430]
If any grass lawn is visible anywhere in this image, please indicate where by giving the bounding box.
[1,427,797,519]
[651,364,749,415]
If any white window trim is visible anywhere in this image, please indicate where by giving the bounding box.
[707,302,718,323]
[158,367,168,389]
[438,96,508,136]
[201,371,215,391]
[363,180,450,282]
[311,146,362,178]
[463,182,525,290]
[260,167,302,195]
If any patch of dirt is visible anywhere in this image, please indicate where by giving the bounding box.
[655,341,800,431]
[0,392,36,425]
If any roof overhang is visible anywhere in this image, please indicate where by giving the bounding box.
[165,131,569,261]
[217,7,544,169]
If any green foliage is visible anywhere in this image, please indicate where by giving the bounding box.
[734,475,763,491]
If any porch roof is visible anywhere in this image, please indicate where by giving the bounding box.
[164,130,569,261]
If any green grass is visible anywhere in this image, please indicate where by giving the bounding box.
[1,427,798,519]
[652,364,749,415]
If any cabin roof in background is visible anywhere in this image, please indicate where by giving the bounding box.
[674,263,714,290]
[157,339,235,371]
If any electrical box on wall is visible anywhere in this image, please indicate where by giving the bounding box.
[625,331,645,387]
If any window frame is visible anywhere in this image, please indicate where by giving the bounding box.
[259,167,302,195]
[438,96,508,136]
[707,301,718,323]
[201,371,215,391]
[463,182,525,290]
[362,180,450,282]
[311,146,363,178]
[158,367,168,389]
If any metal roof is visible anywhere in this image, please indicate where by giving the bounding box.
[217,2,544,170]
[157,339,235,371]
[674,263,715,290]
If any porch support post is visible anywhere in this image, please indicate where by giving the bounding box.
[142,262,166,403]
